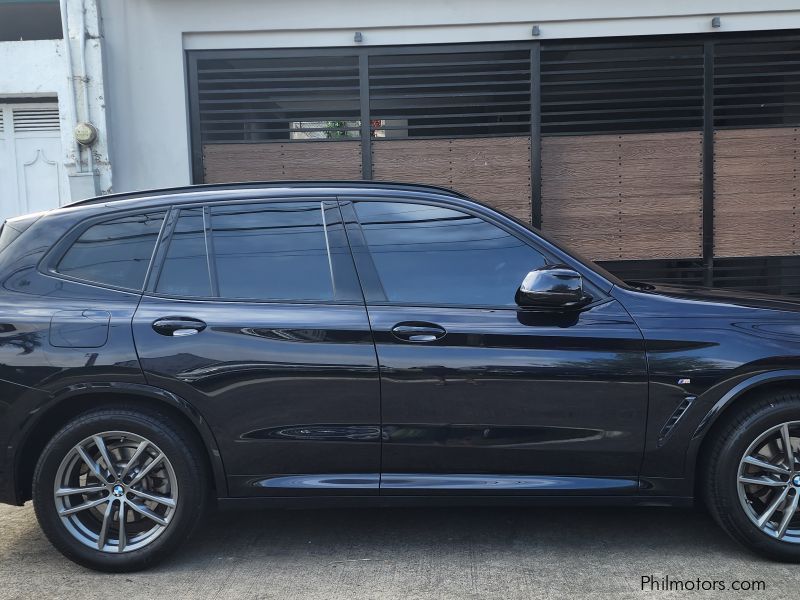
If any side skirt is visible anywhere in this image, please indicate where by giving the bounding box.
[216,495,694,510]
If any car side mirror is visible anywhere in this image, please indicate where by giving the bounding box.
[515,264,592,310]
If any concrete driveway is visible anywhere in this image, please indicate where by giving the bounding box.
[0,502,794,599]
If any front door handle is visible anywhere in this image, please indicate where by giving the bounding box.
[390,322,446,343]
[152,317,207,337]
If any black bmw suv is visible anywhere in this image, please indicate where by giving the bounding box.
[2,181,800,571]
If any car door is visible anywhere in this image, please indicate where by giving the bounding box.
[339,197,649,496]
[132,198,381,497]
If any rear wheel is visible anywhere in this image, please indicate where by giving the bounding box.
[705,391,800,561]
[32,407,207,571]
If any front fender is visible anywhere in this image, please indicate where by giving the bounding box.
[680,369,800,492]
[691,369,800,440]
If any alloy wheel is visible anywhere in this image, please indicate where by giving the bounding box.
[53,431,178,553]
[737,421,800,542]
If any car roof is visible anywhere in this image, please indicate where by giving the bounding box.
[62,181,473,212]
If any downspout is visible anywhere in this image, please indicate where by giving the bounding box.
[77,0,95,175]
[59,0,84,173]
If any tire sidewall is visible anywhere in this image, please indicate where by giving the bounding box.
[714,401,800,560]
[32,409,205,572]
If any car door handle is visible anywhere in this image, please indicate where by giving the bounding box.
[152,317,207,337]
[390,322,447,342]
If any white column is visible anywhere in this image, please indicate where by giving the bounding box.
[62,0,112,199]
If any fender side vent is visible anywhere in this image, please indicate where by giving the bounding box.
[657,396,696,447]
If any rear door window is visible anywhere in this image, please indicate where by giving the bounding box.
[56,212,166,290]
[155,208,211,297]
[154,201,358,302]
[209,202,334,301]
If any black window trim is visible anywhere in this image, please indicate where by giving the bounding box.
[38,207,170,295]
[143,207,181,292]
[144,196,364,305]
[202,205,220,296]
[339,195,610,311]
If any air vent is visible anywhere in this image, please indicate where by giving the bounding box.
[658,396,696,446]
[13,107,60,132]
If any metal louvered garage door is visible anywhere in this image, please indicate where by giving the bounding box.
[192,52,363,182]
[368,48,532,221]
[539,39,705,262]
[188,32,800,297]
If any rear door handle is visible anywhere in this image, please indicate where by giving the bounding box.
[390,322,446,342]
[152,317,207,337]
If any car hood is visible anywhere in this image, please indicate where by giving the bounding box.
[618,282,800,316]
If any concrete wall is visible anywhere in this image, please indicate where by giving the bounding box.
[0,38,65,106]
[99,0,800,193]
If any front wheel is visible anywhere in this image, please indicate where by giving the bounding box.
[32,407,208,571]
[705,391,800,561]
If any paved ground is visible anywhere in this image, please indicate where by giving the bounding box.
[0,502,794,600]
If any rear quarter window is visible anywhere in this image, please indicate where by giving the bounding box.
[55,212,166,290]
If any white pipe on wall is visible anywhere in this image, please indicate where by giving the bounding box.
[59,0,84,173]
[77,0,94,174]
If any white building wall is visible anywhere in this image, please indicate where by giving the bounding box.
[0,39,67,129]
[99,0,800,192]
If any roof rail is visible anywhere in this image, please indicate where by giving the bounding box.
[63,180,471,209]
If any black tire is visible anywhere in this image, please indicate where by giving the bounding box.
[32,406,208,572]
[704,390,800,562]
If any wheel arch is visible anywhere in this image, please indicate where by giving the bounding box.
[13,382,227,504]
[688,370,800,497]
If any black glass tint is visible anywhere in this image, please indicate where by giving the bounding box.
[156,208,211,297]
[57,212,165,289]
[354,201,547,306]
[209,202,335,301]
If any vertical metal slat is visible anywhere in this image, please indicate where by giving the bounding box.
[531,42,542,228]
[702,40,715,287]
[359,52,372,180]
